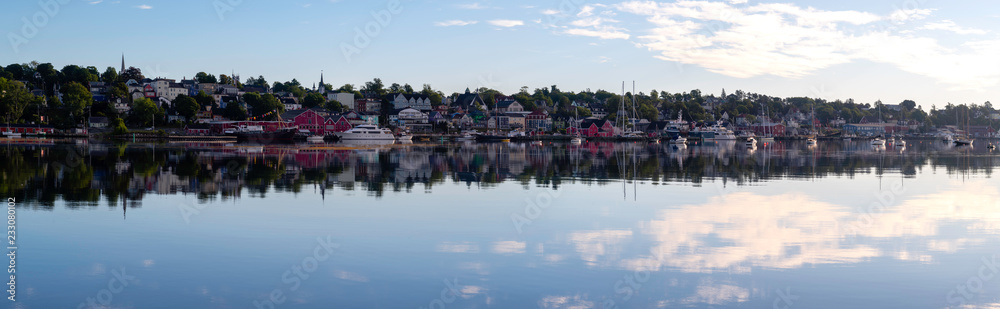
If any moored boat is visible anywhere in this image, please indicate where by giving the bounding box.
[335,124,395,140]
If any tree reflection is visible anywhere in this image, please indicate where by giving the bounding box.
[1,140,995,208]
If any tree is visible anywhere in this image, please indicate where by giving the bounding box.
[0,78,34,124]
[194,72,218,84]
[302,93,326,109]
[61,65,97,85]
[222,102,248,121]
[130,97,163,127]
[900,100,916,111]
[403,84,414,94]
[337,84,356,92]
[243,93,284,120]
[245,75,269,89]
[121,67,144,82]
[193,90,215,108]
[101,67,119,83]
[326,100,344,113]
[112,117,128,134]
[362,78,386,96]
[421,84,443,106]
[61,82,93,120]
[173,95,200,123]
[219,74,234,86]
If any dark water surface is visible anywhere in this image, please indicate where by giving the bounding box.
[4,138,1000,308]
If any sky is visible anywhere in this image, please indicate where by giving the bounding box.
[3,0,1000,109]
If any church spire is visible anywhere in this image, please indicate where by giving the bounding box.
[121,54,125,74]
[317,71,326,93]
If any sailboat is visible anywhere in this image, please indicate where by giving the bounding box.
[570,106,584,145]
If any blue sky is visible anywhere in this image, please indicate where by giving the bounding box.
[3,0,1000,109]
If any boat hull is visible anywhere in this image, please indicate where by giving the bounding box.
[235,129,297,143]
[335,133,396,140]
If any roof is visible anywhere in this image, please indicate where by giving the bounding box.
[580,119,613,129]
[496,100,518,109]
[280,109,311,120]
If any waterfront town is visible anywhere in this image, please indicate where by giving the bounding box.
[0,59,998,140]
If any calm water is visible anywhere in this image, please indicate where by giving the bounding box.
[4,138,1000,309]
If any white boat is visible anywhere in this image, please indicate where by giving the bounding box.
[745,137,757,146]
[335,124,396,140]
[806,138,817,145]
[2,131,21,138]
[671,136,687,144]
[871,137,886,146]
[396,132,413,141]
[456,131,477,141]
[306,135,325,143]
[704,123,737,140]
[570,136,584,145]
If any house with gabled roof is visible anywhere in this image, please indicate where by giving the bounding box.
[452,88,486,112]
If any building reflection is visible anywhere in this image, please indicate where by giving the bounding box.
[2,139,996,208]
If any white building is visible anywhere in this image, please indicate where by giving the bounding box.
[389,93,432,111]
[328,92,355,110]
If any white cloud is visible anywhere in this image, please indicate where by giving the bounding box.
[436,241,480,253]
[920,20,988,35]
[616,181,1000,275]
[889,8,935,22]
[435,20,478,27]
[491,240,526,254]
[565,28,630,40]
[542,9,560,15]
[605,0,1000,91]
[88,0,103,4]
[539,294,594,309]
[458,3,493,10]
[488,19,525,27]
[135,4,152,9]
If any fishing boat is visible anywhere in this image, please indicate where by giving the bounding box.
[335,124,396,140]
[745,137,757,146]
[234,126,298,143]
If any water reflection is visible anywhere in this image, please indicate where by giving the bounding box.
[6,139,1000,308]
[3,140,996,208]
